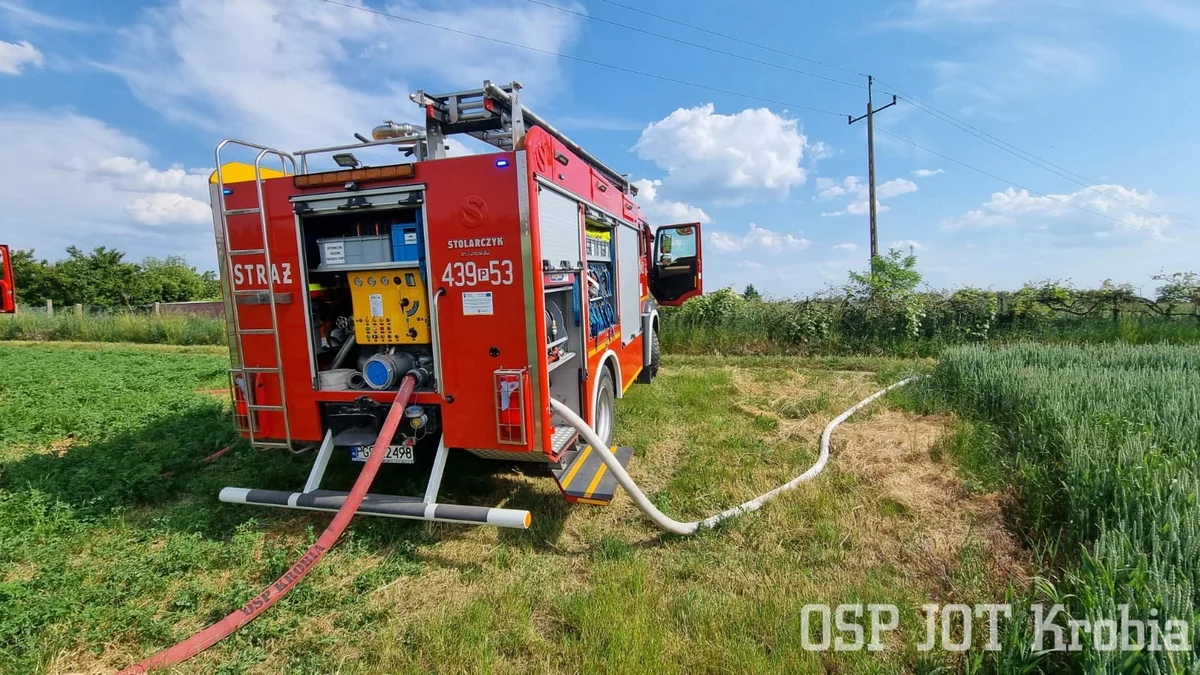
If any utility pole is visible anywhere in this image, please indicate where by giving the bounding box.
[849,76,897,262]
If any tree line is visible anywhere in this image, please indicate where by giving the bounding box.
[10,247,221,309]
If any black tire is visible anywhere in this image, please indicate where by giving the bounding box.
[593,367,616,448]
[649,328,661,378]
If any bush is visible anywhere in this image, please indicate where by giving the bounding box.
[661,254,1200,356]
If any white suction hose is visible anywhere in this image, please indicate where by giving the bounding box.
[549,376,920,535]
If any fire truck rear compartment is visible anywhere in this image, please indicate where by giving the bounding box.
[295,195,440,447]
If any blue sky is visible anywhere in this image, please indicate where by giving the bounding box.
[1,0,1198,297]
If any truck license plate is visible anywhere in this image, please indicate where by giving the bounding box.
[350,444,414,464]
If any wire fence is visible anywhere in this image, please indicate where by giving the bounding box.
[11,300,224,318]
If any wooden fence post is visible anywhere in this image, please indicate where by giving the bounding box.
[74,303,83,317]
[154,302,161,316]
[45,299,53,315]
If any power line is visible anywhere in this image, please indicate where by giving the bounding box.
[594,0,864,79]
[583,0,1189,226]
[318,0,848,118]
[876,129,1166,233]
[873,79,1192,225]
[321,0,1188,235]
[523,0,864,91]
[876,79,1122,189]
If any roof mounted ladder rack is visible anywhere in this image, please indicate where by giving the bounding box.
[410,80,636,196]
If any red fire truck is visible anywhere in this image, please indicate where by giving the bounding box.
[0,245,14,314]
[212,82,703,527]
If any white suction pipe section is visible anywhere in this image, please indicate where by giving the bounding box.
[549,376,920,535]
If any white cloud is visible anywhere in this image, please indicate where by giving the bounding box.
[737,260,764,269]
[944,185,1173,238]
[1016,40,1096,80]
[815,176,860,200]
[632,178,711,225]
[127,193,211,226]
[817,176,917,216]
[895,0,1200,30]
[907,0,1004,23]
[634,103,810,205]
[877,177,918,199]
[557,114,644,132]
[0,39,42,75]
[913,168,944,177]
[877,0,1007,29]
[1129,0,1200,30]
[108,0,580,154]
[709,231,740,252]
[94,156,210,194]
[821,200,883,218]
[0,109,215,264]
[882,1,1116,111]
[931,39,1100,113]
[0,1,94,31]
[807,140,835,162]
[917,0,996,11]
[708,223,809,252]
[890,239,925,252]
[831,243,858,252]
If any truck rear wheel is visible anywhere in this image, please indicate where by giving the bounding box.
[650,328,661,378]
[593,367,615,449]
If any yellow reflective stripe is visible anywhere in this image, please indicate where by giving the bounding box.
[560,445,592,488]
[587,332,621,358]
[584,462,608,498]
[625,367,642,393]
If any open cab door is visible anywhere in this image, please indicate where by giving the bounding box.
[0,245,13,314]
[649,223,703,306]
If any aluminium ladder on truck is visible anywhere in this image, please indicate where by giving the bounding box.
[410,81,637,196]
[213,140,297,451]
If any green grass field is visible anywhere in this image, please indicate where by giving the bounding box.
[0,343,1031,673]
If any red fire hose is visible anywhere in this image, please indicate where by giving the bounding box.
[119,375,418,673]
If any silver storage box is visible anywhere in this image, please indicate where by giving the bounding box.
[316,234,392,268]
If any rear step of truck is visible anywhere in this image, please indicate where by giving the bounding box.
[552,445,634,505]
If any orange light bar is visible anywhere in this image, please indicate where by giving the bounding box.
[294,163,415,189]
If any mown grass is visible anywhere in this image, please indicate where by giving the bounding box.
[909,344,1200,671]
[0,312,227,346]
[0,343,1021,672]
